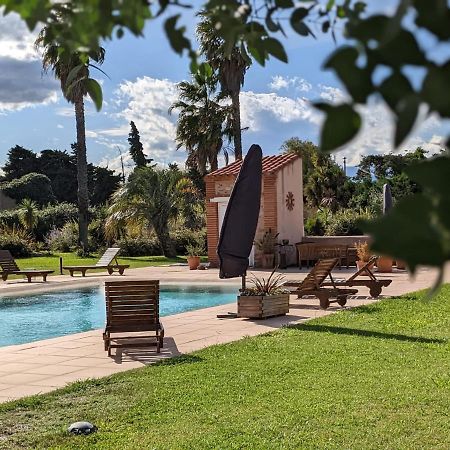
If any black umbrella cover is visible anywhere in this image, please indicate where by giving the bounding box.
[383,183,393,214]
[218,144,263,278]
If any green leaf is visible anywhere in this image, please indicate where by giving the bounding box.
[406,155,450,199]
[315,103,362,152]
[275,0,294,9]
[421,62,450,117]
[248,40,266,66]
[164,15,190,55]
[264,38,288,63]
[346,15,390,42]
[378,71,414,111]
[377,29,426,67]
[324,46,373,103]
[415,0,450,41]
[265,8,280,33]
[290,8,313,37]
[65,64,85,91]
[362,194,447,272]
[394,94,420,147]
[85,78,103,111]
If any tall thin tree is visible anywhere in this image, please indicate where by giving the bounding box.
[197,15,250,161]
[35,19,105,254]
[128,121,151,168]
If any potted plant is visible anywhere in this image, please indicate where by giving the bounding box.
[237,269,290,319]
[185,241,204,270]
[254,229,279,269]
[376,255,393,272]
[355,242,373,271]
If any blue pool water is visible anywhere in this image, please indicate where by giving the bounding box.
[0,285,237,347]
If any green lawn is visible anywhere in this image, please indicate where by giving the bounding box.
[1,287,450,449]
[10,253,201,277]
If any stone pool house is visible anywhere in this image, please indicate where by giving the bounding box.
[205,153,303,268]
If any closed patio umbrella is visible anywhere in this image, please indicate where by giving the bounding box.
[383,183,393,214]
[218,144,262,282]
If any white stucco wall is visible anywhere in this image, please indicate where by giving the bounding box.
[276,158,304,245]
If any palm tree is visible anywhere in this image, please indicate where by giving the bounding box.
[197,15,250,161]
[35,23,105,254]
[170,70,230,175]
[105,167,191,258]
[18,199,39,234]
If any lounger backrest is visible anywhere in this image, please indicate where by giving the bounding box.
[347,255,378,282]
[299,258,338,291]
[105,280,160,333]
[0,250,20,272]
[96,247,120,267]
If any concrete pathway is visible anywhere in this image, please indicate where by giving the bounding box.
[0,264,447,403]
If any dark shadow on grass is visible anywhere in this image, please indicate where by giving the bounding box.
[294,324,446,344]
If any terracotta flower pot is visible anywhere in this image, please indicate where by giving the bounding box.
[376,256,393,273]
[356,260,375,274]
[261,253,274,269]
[396,259,407,270]
[187,256,200,270]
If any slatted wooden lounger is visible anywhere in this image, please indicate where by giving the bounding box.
[63,247,129,277]
[103,279,164,356]
[284,258,358,309]
[0,250,54,282]
[322,256,392,297]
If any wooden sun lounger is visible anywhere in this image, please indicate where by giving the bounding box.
[0,250,54,282]
[103,280,164,357]
[284,258,358,309]
[322,256,392,297]
[63,247,129,277]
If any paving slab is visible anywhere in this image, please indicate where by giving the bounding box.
[0,263,448,403]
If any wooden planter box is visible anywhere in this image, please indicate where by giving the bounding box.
[237,294,290,319]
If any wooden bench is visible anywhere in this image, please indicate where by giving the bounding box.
[63,247,129,277]
[0,250,54,283]
[284,258,358,309]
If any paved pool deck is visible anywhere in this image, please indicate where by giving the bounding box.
[0,264,448,403]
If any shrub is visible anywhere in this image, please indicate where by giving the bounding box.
[325,209,373,236]
[170,227,206,255]
[115,236,161,257]
[1,173,55,205]
[45,222,78,252]
[0,226,33,257]
[304,209,331,236]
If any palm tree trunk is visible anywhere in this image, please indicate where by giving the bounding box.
[231,90,242,161]
[154,224,177,258]
[74,98,89,254]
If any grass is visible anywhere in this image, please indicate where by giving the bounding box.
[1,286,450,449]
[9,253,206,277]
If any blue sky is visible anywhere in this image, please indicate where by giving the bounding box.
[0,2,448,176]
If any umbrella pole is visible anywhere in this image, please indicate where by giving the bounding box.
[241,274,246,291]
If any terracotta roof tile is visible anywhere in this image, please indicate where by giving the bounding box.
[205,153,299,178]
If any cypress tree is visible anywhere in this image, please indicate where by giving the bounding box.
[128,121,150,168]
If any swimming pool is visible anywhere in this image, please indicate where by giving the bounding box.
[0,285,237,347]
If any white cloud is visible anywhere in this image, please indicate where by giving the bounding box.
[0,11,39,61]
[109,76,180,163]
[240,91,319,130]
[102,75,448,169]
[269,75,312,92]
[57,124,64,129]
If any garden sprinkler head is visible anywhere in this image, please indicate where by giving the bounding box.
[68,421,97,435]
